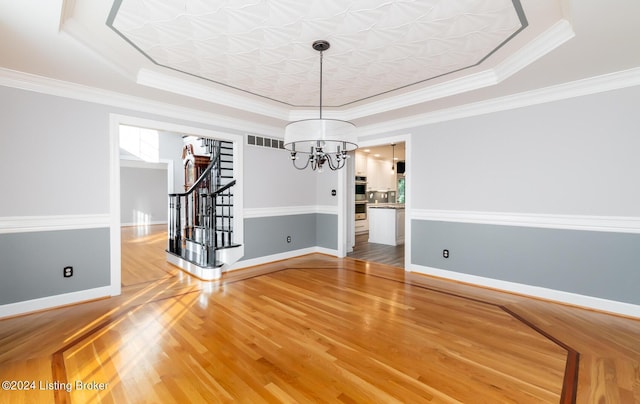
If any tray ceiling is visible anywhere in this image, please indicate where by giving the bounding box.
[108,0,527,107]
[12,0,639,132]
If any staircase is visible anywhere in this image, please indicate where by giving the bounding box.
[167,139,241,279]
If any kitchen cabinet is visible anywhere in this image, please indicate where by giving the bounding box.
[355,217,368,234]
[368,206,405,246]
[355,152,368,176]
[367,158,396,191]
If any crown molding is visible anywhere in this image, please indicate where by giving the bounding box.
[59,18,575,125]
[0,67,283,137]
[2,62,639,144]
[356,66,640,138]
[338,19,575,121]
[136,68,291,121]
[493,19,575,82]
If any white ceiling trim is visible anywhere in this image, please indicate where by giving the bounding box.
[355,67,640,138]
[3,66,638,143]
[109,0,527,107]
[61,17,138,82]
[134,19,574,124]
[136,68,292,121]
[0,67,283,137]
[310,19,575,122]
[493,19,574,81]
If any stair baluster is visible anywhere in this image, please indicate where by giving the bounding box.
[167,139,239,269]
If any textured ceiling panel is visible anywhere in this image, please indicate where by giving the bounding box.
[108,0,526,107]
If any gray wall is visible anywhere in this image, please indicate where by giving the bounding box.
[3,77,639,310]
[120,166,168,225]
[241,141,340,261]
[0,84,340,308]
[242,214,337,260]
[316,214,338,250]
[407,86,640,304]
[0,85,252,308]
[0,228,110,305]
[412,220,640,305]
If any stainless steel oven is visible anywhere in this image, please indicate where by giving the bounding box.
[355,201,367,220]
[355,176,367,201]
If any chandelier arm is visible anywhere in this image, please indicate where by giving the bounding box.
[291,152,311,170]
[325,153,346,171]
[325,154,337,170]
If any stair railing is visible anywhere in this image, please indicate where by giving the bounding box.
[168,140,236,267]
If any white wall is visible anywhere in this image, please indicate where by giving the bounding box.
[120,166,168,225]
[0,86,110,216]
[243,142,325,209]
[410,86,640,216]
[159,131,188,193]
[315,168,339,207]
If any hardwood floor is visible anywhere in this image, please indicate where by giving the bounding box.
[348,232,404,268]
[1,225,639,403]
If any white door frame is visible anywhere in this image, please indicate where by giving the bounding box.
[348,133,412,270]
[109,114,244,296]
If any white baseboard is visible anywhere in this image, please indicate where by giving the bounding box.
[226,247,338,272]
[410,264,640,319]
[0,286,112,319]
[166,252,222,280]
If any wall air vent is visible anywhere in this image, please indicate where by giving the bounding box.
[247,134,284,150]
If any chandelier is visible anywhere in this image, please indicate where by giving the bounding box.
[284,40,358,171]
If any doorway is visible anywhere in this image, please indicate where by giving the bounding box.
[108,114,244,297]
[118,124,178,287]
[347,136,409,269]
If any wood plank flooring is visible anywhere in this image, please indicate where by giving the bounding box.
[348,232,404,268]
[0,225,639,403]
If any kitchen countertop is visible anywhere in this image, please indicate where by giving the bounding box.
[369,204,405,209]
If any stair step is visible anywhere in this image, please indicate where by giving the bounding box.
[215,243,242,250]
